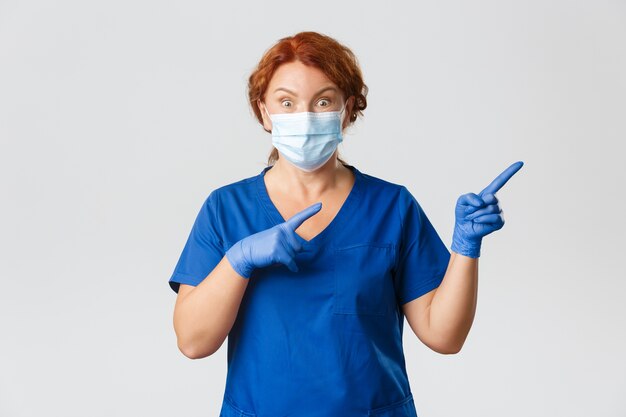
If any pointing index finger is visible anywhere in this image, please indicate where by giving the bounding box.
[285,202,323,230]
[479,161,524,196]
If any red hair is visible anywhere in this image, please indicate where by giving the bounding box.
[247,31,369,165]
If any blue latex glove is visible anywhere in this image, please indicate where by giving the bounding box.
[225,202,322,278]
[451,161,524,258]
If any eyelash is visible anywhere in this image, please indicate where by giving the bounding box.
[280,98,332,107]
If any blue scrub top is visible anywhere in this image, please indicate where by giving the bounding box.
[169,164,451,417]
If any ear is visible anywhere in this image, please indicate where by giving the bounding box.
[342,96,356,130]
[258,99,272,132]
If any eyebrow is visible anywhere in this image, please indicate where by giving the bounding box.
[272,86,337,96]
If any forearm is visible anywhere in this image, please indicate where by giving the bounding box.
[429,251,478,353]
[173,256,249,359]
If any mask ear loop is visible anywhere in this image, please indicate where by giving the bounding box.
[261,102,274,134]
[261,101,271,119]
[338,101,349,129]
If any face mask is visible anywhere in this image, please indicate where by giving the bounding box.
[263,103,346,172]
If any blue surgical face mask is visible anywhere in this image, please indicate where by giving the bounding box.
[263,103,346,172]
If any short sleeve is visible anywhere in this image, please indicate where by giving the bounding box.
[168,191,224,294]
[393,186,451,306]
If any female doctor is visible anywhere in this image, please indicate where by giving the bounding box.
[169,31,523,417]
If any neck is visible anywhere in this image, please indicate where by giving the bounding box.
[268,155,348,197]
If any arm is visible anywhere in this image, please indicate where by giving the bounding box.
[403,161,523,354]
[173,256,249,359]
[402,251,477,354]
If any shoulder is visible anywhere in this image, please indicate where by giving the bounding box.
[205,169,262,205]
[355,167,414,202]
[355,167,426,225]
[357,167,403,192]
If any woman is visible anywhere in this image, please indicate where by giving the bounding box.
[169,31,523,417]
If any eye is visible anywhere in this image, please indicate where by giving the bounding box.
[281,100,292,108]
[318,98,330,107]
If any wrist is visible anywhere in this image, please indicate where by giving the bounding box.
[225,240,253,279]
[451,229,482,258]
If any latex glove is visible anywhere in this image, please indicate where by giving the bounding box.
[451,161,524,258]
[225,202,322,278]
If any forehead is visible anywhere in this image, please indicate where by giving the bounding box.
[267,60,336,94]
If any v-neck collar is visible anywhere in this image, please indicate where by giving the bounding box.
[256,163,363,247]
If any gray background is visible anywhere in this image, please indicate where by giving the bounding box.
[1,0,624,416]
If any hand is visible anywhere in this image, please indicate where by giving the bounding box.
[451,161,524,258]
[225,202,322,278]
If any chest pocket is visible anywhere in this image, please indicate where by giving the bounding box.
[332,242,397,316]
